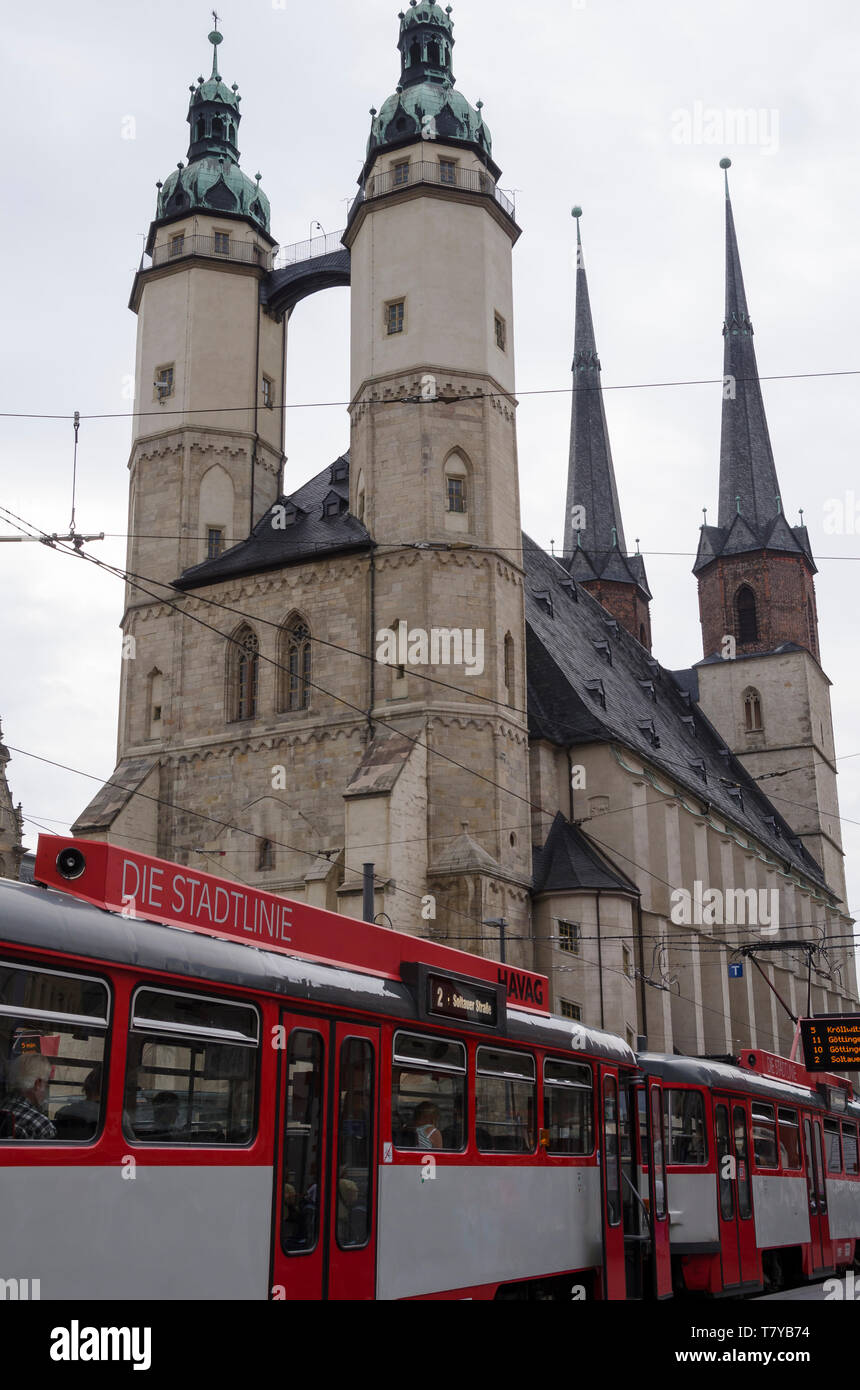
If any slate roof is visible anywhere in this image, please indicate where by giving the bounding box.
[533,812,638,895]
[522,535,827,887]
[693,182,813,574]
[176,452,371,589]
[562,217,650,600]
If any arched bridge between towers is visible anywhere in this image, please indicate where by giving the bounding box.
[261,230,350,318]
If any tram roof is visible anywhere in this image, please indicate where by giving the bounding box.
[639,1051,859,1111]
[0,880,632,1063]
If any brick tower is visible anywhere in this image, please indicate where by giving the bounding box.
[694,160,845,900]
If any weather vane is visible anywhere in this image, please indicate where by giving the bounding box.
[212,9,220,29]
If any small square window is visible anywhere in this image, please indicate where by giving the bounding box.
[494,313,507,351]
[154,365,174,401]
[207,527,224,560]
[262,376,274,409]
[393,160,410,186]
[214,231,230,255]
[560,999,582,1021]
[558,920,581,955]
[440,159,456,185]
[169,234,185,258]
[446,476,466,514]
[386,300,405,335]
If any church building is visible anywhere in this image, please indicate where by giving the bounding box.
[74,8,858,1057]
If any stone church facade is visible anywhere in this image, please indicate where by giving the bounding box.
[74,8,858,1059]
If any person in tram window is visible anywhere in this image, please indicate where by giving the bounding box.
[414,1101,442,1150]
[1,1053,57,1140]
[55,1064,102,1139]
[152,1091,181,1137]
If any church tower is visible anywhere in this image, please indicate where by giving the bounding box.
[563,211,651,648]
[343,1,533,953]
[120,24,284,753]
[694,161,845,900]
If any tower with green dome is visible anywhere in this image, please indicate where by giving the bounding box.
[344,3,532,947]
[121,24,285,749]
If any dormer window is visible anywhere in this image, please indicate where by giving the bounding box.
[533,590,554,618]
[559,579,578,602]
[323,490,345,519]
[637,719,659,748]
[725,785,744,813]
[585,678,606,709]
[681,714,696,736]
[638,680,656,702]
[603,618,620,636]
[592,640,611,665]
[689,760,707,783]
[331,458,348,484]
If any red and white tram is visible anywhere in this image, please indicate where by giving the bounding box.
[0,836,857,1300]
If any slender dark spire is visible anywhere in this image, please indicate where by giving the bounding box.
[563,210,649,604]
[694,160,812,574]
[717,158,782,530]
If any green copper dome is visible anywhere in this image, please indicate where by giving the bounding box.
[153,27,270,236]
[367,4,492,165]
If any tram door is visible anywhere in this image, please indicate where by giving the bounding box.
[713,1097,758,1289]
[271,1013,379,1300]
[646,1081,673,1298]
[600,1071,627,1298]
[802,1114,829,1274]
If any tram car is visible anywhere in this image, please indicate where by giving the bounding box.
[0,836,857,1301]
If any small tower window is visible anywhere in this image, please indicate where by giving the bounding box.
[560,999,582,1021]
[736,585,758,644]
[257,838,275,872]
[169,234,185,258]
[214,231,230,255]
[494,313,507,351]
[427,40,441,65]
[207,527,224,560]
[743,687,763,732]
[503,632,515,706]
[393,160,410,186]
[439,159,457,185]
[386,299,405,335]
[447,477,466,513]
[231,626,259,721]
[154,365,175,401]
[558,921,581,955]
[409,40,420,65]
[262,376,274,408]
[195,119,206,142]
[148,669,164,741]
[212,117,224,140]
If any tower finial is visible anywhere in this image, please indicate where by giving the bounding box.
[209,15,223,78]
[572,204,582,247]
[719,155,732,199]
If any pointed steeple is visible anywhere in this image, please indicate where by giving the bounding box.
[694,161,820,662]
[563,209,651,646]
[718,159,782,530]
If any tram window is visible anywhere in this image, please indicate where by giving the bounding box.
[475,1046,535,1153]
[650,1088,667,1219]
[282,1030,324,1254]
[778,1107,802,1170]
[392,1032,465,1151]
[543,1059,593,1155]
[336,1038,374,1249]
[841,1121,859,1176]
[665,1088,708,1165]
[824,1119,842,1174]
[604,1075,622,1227]
[733,1107,752,1220]
[715,1104,734,1220]
[751,1102,779,1169]
[124,987,258,1145]
[0,962,109,1143]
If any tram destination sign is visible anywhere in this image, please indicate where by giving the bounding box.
[426,970,502,1028]
[799,1016,860,1072]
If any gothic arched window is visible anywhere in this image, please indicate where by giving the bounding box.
[444,450,470,529]
[428,41,441,65]
[743,687,763,732]
[212,117,224,140]
[409,40,420,65]
[736,585,758,644]
[195,118,205,142]
[230,625,259,721]
[280,615,311,712]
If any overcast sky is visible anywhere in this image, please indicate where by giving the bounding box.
[3,0,860,931]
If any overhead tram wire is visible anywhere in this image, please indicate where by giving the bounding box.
[4,507,858,943]
[1,365,859,421]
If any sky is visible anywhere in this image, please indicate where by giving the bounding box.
[3,0,860,932]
